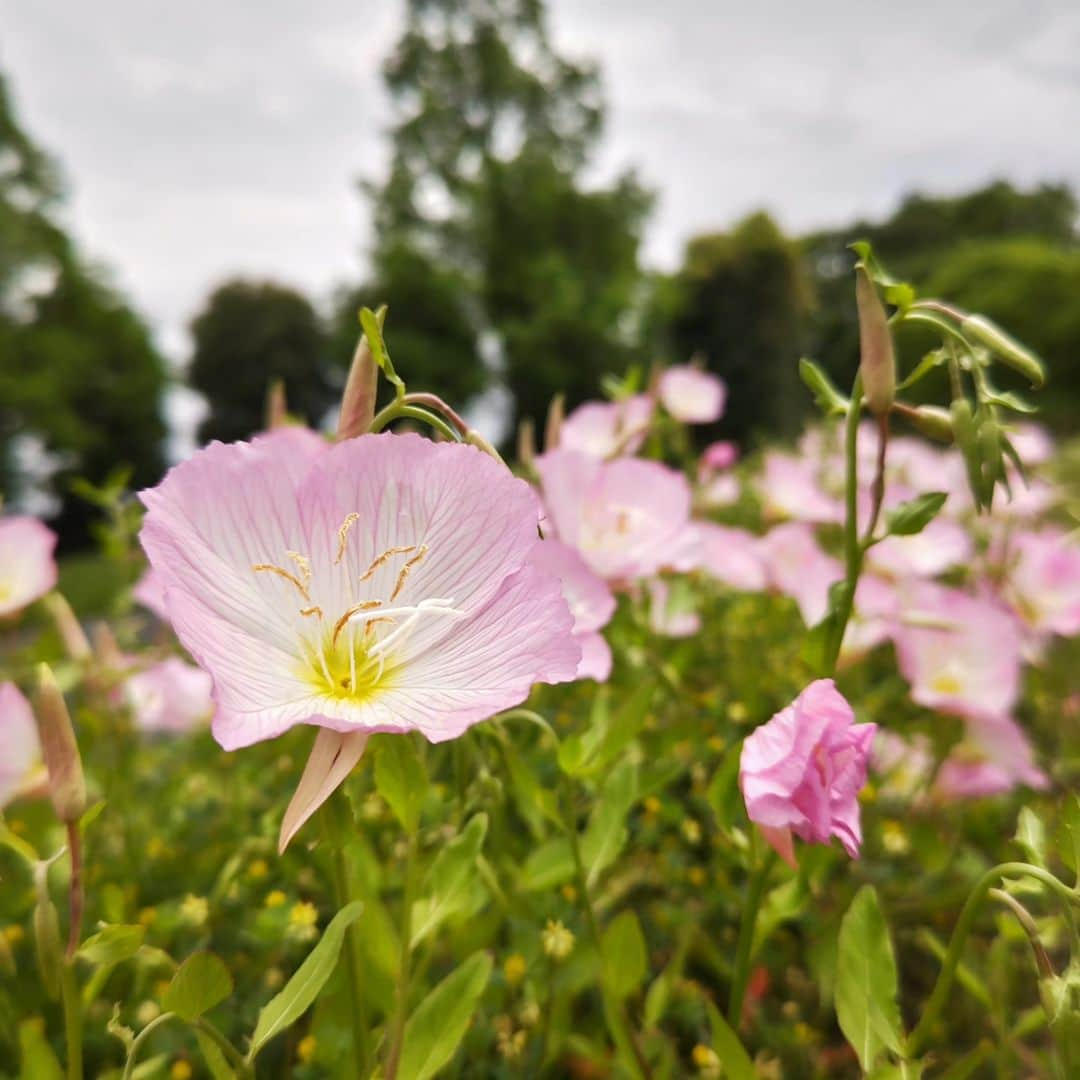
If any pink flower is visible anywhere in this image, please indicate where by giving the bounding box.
[535,449,691,584]
[0,682,43,809]
[841,574,897,659]
[133,568,171,622]
[125,657,214,734]
[139,430,580,752]
[659,366,726,424]
[693,523,767,592]
[934,714,1048,799]
[701,441,738,472]
[1001,528,1080,638]
[647,578,701,638]
[867,517,973,579]
[560,395,654,459]
[740,679,877,866]
[527,540,616,682]
[697,472,741,509]
[0,516,58,617]
[892,582,1022,720]
[758,452,842,524]
[757,522,842,626]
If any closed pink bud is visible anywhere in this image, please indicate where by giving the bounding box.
[855,264,896,416]
[34,664,87,825]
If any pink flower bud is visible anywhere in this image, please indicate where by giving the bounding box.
[855,264,896,416]
[33,664,87,825]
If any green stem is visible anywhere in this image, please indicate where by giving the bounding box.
[123,1012,174,1080]
[368,401,460,442]
[562,779,652,1080]
[65,822,84,961]
[60,961,83,1080]
[384,830,420,1080]
[909,862,1080,1055]
[322,794,372,1079]
[726,850,776,1028]
[194,1018,253,1077]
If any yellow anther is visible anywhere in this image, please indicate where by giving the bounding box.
[252,564,310,602]
[299,606,324,619]
[331,600,384,646]
[286,551,312,583]
[390,545,428,601]
[358,545,417,583]
[335,513,360,564]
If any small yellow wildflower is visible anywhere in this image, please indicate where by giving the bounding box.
[170,1060,193,1080]
[541,919,574,961]
[681,818,702,845]
[138,907,157,927]
[560,883,577,903]
[247,858,269,881]
[265,890,287,909]
[297,1034,318,1063]
[687,866,706,888]
[691,1044,721,1076]
[707,735,724,753]
[136,1000,161,1026]
[728,701,748,723]
[264,967,285,990]
[3,925,25,946]
[882,820,910,855]
[289,901,318,929]
[179,894,209,927]
[146,836,167,859]
[518,999,541,1028]
[503,953,527,985]
[643,795,661,816]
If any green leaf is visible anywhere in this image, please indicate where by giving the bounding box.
[703,998,755,1080]
[799,358,848,416]
[884,281,916,312]
[1014,807,1047,868]
[835,885,905,1071]
[163,952,234,1022]
[984,390,1037,414]
[558,683,654,778]
[397,951,493,1080]
[358,306,403,396]
[519,838,574,893]
[705,745,742,830]
[884,492,948,536]
[411,813,488,948]
[849,241,903,288]
[248,901,364,1060]
[196,1031,237,1080]
[601,911,647,1000]
[374,735,427,833]
[1058,794,1080,881]
[896,349,946,391]
[19,1017,63,1080]
[77,924,145,967]
[582,760,639,887]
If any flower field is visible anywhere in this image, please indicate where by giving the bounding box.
[1,259,1079,1079]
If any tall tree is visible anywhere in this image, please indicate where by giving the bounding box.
[0,72,167,544]
[189,279,332,443]
[343,0,651,434]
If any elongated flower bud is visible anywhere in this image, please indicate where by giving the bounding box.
[516,418,536,471]
[855,264,896,415]
[893,403,953,443]
[962,315,1046,388]
[34,664,87,825]
[265,378,289,430]
[43,593,91,661]
[544,394,565,452]
[337,319,382,440]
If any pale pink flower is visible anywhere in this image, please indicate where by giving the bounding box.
[140,430,580,751]
[934,714,1048,799]
[125,657,214,734]
[133,567,171,622]
[740,679,877,866]
[701,441,738,472]
[867,517,973,579]
[0,516,58,617]
[1001,528,1080,637]
[892,582,1022,720]
[841,574,898,658]
[693,523,767,592]
[527,540,616,682]
[1005,423,1054,467]
[559,395,654,459]
[757,522,842,626]
[758,452,842,524]
[646,578,700,638]
[535,449,691,584]
[0,682,43,809]
[658,365,726,424]
[698,472,741,509]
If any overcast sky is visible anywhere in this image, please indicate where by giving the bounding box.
[3,0,1079,367]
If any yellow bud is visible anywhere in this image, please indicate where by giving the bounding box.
[297,1034,318,1063]
[855,264,896,415]
[34,664,87,824]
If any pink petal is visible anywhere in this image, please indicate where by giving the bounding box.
[0,516,58,617]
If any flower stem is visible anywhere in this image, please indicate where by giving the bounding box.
[60,960,83,1080]
[65,821,83,961]
[727,847,776,1028]
[368,401,461,442]
[322,793,371,1079]
[384,830,420,1080]
[909,862,1080,1056]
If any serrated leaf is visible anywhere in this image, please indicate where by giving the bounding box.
[248,901,364,1060]
[601,911,647,1000]
[703,998,755,1080]
[374,735,427,833]
[411,814,488,948]
[77,924,145,967]
[397,951,493,1080]
[835,886,905,1071]
[885,492,948,536]
[163,952,233,1021]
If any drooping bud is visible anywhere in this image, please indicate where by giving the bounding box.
[337,310,386,440]
[34,664,87,825]
[855,264,896,415]
[92,621,126,672]
[962,315,1046,388]
[544,394,565,453]
[893,403,954,443]
[42,593,91,662]
[465,428,507,467]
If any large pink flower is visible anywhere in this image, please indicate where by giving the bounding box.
[892,582,1022,720]
[535,449,691,584]
[934,714,1048,799]
[125,657,214,735]
[0,682,43,809]
[133,567,171,622]
[758,452,842,524]
[693,523,767,592]
[757,522,842,626]
[740,679,876,866]
[1000,528,1080,638]
[0,516,58,617]
[140,431,580,751]
[527,539,616,682]
[659,366,726,424]
[559,395,654,459]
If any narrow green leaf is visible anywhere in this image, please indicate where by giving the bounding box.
[885,492,948,536]
[19,1017,64,1080]
[799,357,848,416]
[519,838,574,893]
[77,923,145,967]
[601,911,647,1000]
[397,952,493,1080]
[163,952,234,1022]
[896,349,946,391]
[359,306,403,396]
[411,814,488,947]
[248,901,364,1060]
[1014,807,1047,869]
[703,998,755,1080]
[583,761,639,887]
[374,735,427,833]
[1058,794,1080,881]
[835,886,905,1071]
[196,1030,237,1080]
[849,241,903,288]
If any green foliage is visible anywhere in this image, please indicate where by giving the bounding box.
[601,910,647,1000]
[373,734,427,833]
[163,952,233,1022]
